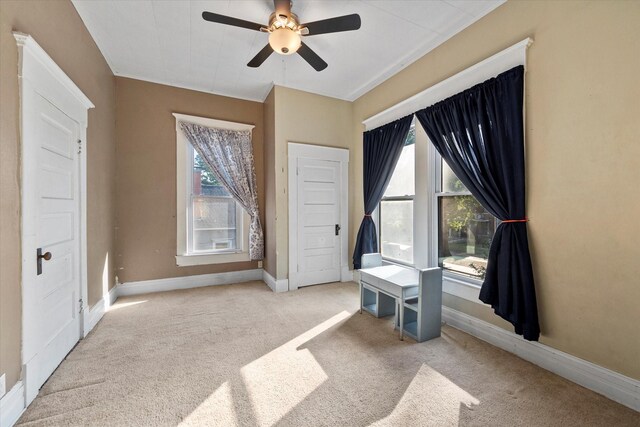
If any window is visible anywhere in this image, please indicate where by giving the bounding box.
[188,148,243,254]
[362,44,528,301]
[375,121,497,282]
[435,160,497,279]
[173,113,252,266]
[379,123,415,265]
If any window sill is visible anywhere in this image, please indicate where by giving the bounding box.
[176,252,250,266]
[381,259,484,305]
[442,273,483,304]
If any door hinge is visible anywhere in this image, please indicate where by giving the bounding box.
[296,167,299,176]
[79,298,84,314]
[77,139,82,155]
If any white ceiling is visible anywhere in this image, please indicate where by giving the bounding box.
[72,0,504,102]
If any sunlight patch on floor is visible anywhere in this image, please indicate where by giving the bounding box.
[240,310,352,427]
[179,381,238,426]
[108,300,147,311]
[370,364,479,426]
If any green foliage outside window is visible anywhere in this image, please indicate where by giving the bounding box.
[194,152,220,187]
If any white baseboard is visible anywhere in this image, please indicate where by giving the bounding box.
[0,381,25,427]
[117,269,264,297]
[84,298,104,337]
[442,306,640,412]
[108,285,118,306]
[83,286,119,337]
[262,270,288,293]
[341,267,354,282]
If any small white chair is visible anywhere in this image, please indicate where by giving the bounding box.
[360,253,382,269]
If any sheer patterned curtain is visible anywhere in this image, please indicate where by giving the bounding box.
[180,122,264,260]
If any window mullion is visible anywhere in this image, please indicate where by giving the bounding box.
[187,145,194,254]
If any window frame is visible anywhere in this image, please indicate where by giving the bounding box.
[186,144,246,255]
[377,124,416,267]
[362,39,531,304]
[432,151,489,288]
[173,113,253,267]
[426,129,486,298]
[374,123,487,303]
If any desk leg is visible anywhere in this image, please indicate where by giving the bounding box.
[399,295,404,341]
[359,281,363,314]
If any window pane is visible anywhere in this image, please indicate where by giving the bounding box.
[438,196,496,279]
[380,200,413,263]
[192,196,237,252]
[441,159,468,193]
[384,141,415,197]
[193,150,229,197]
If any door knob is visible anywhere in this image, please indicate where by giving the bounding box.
[37,248,52,275]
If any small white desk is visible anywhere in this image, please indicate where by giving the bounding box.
[359,265,419,340]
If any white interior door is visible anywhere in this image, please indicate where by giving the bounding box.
[22,91,82,403]
[296,158,342,287]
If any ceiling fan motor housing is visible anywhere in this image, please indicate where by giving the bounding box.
[269,28,301,55]
[267,12,302,55]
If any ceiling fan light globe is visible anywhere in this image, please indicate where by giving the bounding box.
[269,28,301,55]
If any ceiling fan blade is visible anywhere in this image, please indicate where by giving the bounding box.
[202,11,264,32]
[301,14,361,36]
[247,44,274,68]
[297,42,328,72]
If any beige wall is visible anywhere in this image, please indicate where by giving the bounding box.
[115,78,264,283]
[263,88,277,278]
[0,0,116,390]
[269,86,354,280]
[352,0,640,379]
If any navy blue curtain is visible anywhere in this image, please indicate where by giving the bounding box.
[415,66,540,341]
[353,115,413,269]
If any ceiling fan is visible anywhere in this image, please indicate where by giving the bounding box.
[202,0,361,71]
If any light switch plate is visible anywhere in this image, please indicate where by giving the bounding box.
[0,373,6,398]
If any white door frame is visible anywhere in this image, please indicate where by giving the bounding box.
[288,143,349,291]
[15,33,94,405]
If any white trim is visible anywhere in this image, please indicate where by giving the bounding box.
[176,252,250,267]
[84,299,105,337]
[116,269,264,297]
[341,267,354,283]
[442,275,482,303]
[0,381,26,427]
[13,33,94,111]
[82,286,118,337]
[108,285,118,307]
[363,38,533,130]
[262,270,289,293]
[288,143,350,164]
[172,113,255,132]
[442,306,640,412]
[173,113,253,265]
[15,32,93,407]
[287,143,350,291]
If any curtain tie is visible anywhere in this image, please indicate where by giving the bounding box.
[502,218,528,223]
[364,214,372,217]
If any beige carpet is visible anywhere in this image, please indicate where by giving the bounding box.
[17,281,639,426]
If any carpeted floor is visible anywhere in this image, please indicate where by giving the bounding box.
[17,281,639,426]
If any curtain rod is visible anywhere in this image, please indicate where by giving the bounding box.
[362,38,533,131]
